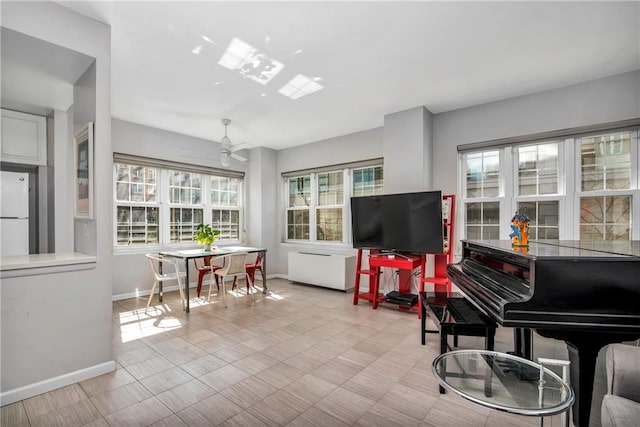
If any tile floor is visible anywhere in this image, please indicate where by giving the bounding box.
[2,279,573,426]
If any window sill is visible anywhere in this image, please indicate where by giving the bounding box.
[113,241,244,256]
[0,252,97,278]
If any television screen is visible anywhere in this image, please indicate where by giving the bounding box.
[382,191,443,254]
[351,195,384,249]
[351,191,444,254]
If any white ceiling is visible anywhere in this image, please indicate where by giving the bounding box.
[42,1,640,149]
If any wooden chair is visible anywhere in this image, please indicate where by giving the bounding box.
[194,256,221,297]
[232,252,263,293]
[145,254,186,313]
[210,253,255,307]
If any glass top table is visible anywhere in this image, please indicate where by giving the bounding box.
[432,350,574,417]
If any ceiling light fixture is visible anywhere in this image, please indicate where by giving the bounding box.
[278,74,324,100]
[217,38,284,85]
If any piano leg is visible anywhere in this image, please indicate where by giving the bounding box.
[512,328,533,360]
[537,330,640,427]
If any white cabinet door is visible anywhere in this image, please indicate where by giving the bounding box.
[1,109,47,166]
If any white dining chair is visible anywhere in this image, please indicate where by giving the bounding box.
[145,254,186,313]
[209,252,253,308]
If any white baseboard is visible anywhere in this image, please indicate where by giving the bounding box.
[113,275,283,301]
[112,282,191,301]
[0,360,116,406]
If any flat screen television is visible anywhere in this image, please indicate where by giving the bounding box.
[351,190,444,254]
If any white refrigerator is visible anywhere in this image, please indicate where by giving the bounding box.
[1,171,30,256]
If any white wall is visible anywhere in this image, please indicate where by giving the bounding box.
[383,106,433,192]
[247,146,278,263]
[1,0,113,404]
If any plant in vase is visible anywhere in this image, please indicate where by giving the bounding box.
[194,223,221,251]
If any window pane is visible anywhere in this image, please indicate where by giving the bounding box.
[212,208,239,240]
[466,203,482,225]
[465,151,500,198]
[316,208,342,241]
[483,153,499,197]
[169,170,202,205]
[116,182,129,200]
[114,206,159,245]
[287,210,309,239]
[518,142,558,196]
[211,177,239,209]
[169,208,203,242]
[465,202,500,239]
[517,201,559,240]
[317,171,343,206]
[352,165,383,197]
[289,176,311,207]
[580,196,631,241]
[581,132,631,191]
[115,163,157,203]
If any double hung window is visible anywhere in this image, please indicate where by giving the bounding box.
[115,164,160,245]
[114,156,244,249]
[459,126,639,243]
[284,163,383,244]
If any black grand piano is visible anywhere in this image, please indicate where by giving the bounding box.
[447,239,640,427]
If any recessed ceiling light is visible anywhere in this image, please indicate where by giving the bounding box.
[214,81,221,85]
[261,93,267,97]
[278,74,324,100]
[218,37,285,85]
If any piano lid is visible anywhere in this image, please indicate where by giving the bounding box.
[463,240,640,259]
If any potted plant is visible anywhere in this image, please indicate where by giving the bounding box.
[193,223,221,251]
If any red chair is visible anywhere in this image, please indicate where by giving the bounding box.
[194,256,220,297]
[233,252,263,293]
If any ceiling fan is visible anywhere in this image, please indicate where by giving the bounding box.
[220,118,248,167]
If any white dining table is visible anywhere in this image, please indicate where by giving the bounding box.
[159,246,267,312]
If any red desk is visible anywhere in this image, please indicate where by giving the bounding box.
[353,252,425,309]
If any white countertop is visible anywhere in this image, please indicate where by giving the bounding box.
[0,252,97,271]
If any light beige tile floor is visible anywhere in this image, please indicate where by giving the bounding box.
[2,279,573,426]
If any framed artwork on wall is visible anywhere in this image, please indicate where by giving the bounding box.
[74,122,94,219]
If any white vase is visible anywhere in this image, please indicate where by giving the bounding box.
[203,242,212,252]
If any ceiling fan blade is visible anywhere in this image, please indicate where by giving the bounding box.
[230,152,248,162]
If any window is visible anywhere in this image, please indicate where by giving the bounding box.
[211,176,241,240]
[168,170,203,243]
[459,127,638,242]
[286,175,311,240]
[316,171,343,241]
[115,163,159,245]
[284,162,383,243]
[352,165,383,197]
[114,158,243,248]
[463,150,501,240]
[578,131,633,240]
